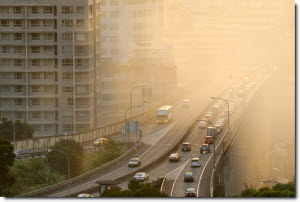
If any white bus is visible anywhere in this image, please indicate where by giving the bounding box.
[156,105,173,123]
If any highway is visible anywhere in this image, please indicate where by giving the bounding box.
[41,72,238,197]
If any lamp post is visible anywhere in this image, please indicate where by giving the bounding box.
[195,119,216,170]
[124,105,143,150]
[130,85,146,118]
[260,180,289,197]
[48,149,70,197]
[211,97,230,143]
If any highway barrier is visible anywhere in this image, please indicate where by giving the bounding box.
[160,175,167,193]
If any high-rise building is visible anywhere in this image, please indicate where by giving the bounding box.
[0,0,101,137]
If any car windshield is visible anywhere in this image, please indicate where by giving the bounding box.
[206,137,212,139]
[185,173,193,176]
[192,160,199,162]
[202,145,208,148]
[182,144,189,147]
[157,110,167,115]
[170,154,178,157]
[187,189,195,193]
[130,159,138,162]
[135,173,144,176]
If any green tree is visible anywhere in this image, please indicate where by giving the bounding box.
[48,139,84,178]
[0,118,34,141]
[100,179,168,197]
[0,136,16,196]
[233,181,295,197]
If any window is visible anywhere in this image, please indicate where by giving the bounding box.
[14,33,22,40]
[2,99,10,105]
[44,33,53,40]
[45,125,54,131]
[15,86,22,92]
[14,20,22,27]
[62,6,73,14]
[14,59,22,66]
[15,99,23,105]
[75,33,87,41]
[76,19,84,27]
[63,86,73,92]
[13,7,22,14]
[62,72,73,79]
[32,125,41,131]
[31,59,40,66]
[110,11,118,18]
[44,7,53,14]
[1,20,9,27]
[44,72,53,79]
[89,5,93,15]
[63,124,74,132]
[31,33,40,40]
[44,86,53,92]
[43,19,53,27]
[110,24,118,31]
[0,59,10,66]
[16,112,23,119]
[32,72,40,79]
[75,46,85,53]
[14,73,22,79]
[1,86,10,92]
[62,59,73,66]
[1,46,9,53]
[76,6,84,14]
[0,7,9,14]
[62,32,72,40]
[44,46,53,53]
[32,86,40,92]
[32,112,40,118]
[31,20,39,27]
[1,33,9,40]
[1,72,10,79]
[76,59,83,66]
[31,46,40,53]
[14,47,22,53]
[32,98,40,105]
[111,48,119,55]
[45,98,54,105]
[44,59,53,66]
[67,98,73,105]
[32,7,39,14]
[62,19,73,27]
[101,23,106,30]
[110,36,118,43]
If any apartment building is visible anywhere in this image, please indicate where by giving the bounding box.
[0,0,101,137]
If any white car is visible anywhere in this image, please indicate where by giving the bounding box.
[77,193,93,197]
[134,172,149,181]
[191,158,201,167]
[182,100,190,108]
[199,120,208,129]
[216,120,225,128]
[215,125,222,134]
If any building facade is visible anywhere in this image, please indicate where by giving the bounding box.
[0,0,101,137]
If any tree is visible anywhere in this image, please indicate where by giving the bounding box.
[48,139,84,178]
[233,181,295,197]
[100,179,168,197]
[0,118,34,141]
[0,136,16,196]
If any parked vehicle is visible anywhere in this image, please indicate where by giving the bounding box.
[14,149,30,159]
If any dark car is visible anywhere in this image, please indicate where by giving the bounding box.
[204,136,214,144]
[184,172,194,182]
[185,188,196,197]
[128,158,141,167]
[200,144,210,153]
[181,142,191,151]
[169,153,181,162]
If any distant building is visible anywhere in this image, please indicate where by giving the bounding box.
[0,0,101,137]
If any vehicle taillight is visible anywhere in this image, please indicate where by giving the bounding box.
[193,193,196,196]
[169,157,171,159]
[188,145,190,148]
[186,193,189,196]
[175,157,178,159]
[181,146,183,148]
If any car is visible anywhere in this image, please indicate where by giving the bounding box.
[184,172,194,182]
[204,114,212,122]
[14,149,30,159]
[200,144,210,153]
[77,193,93,197]
[215,125,223,134]
[191,158,201,167]
[181,142,191,151]
[204,136,214,144]
[93,138,108,147]
[128,158,141,167]
[182,100,190,108]
[185,188,196,197]
[169,153,181,162]
[216,120,225,128]
[199,118,208,129]
[133,172,149,181]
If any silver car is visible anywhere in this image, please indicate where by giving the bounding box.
[134,172,149,181]
[128,158,141,167]
[191,158,201,167]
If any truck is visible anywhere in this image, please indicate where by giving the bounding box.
[207,127,216,139]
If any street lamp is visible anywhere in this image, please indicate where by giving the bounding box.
[124,105,143,149]
[195,119,216,170]
[130,85,146,118]
[48,149,70,197]
[211,97,230,143]
[260,180,290,197]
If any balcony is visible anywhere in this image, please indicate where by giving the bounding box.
[28,52,56,58]
[28,118,57,124]
[0,39,25,45]
[28,79,56,85]
[28,105,57,111]
[0,92,26,98]
[0,52,26,58]
[0,25,25,31]
[0,79,25,85]
[27,39,56,45]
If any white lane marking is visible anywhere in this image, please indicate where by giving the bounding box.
[209,168,215,197]
[49,122,176,197]
[170,159,190,197]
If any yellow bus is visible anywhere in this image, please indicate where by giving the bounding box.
[156,105,173,123]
